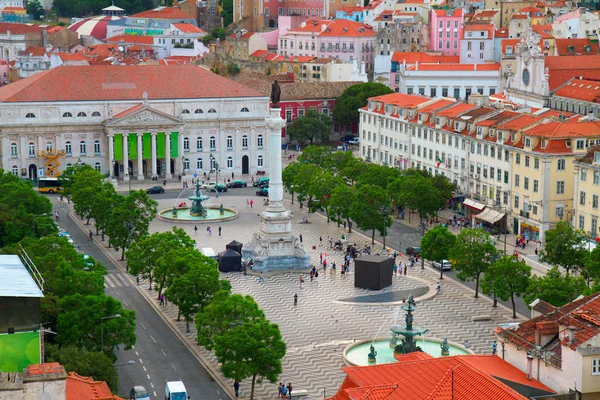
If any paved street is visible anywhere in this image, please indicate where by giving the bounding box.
[60,177,530,399]
[52,199,225,400]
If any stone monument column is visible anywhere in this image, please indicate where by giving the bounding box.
[266,108,286,213]
[107,133,115,182]
[151,132,158,179]
[136,133,144,181]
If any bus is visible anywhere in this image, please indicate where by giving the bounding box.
[38,177,62,193]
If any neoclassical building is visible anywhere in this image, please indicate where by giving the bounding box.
[0,64,270,181]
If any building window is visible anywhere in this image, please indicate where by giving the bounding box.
[94,162,101,172]
[65,141,72,156]
[227,156,233,168]
[209,136,216,151]
[197,137,203,151]
[580,191,586,205]
[227,136,233,150]
[533,179,538,193]
[80,141,86,156]
[10,143,17,157]
[63,112,73,117]
[258,155,264,167]
[184,158,190,171]
[242,135,248,149]
[12,165,18,175]
[514,195,519,209]
[197,158,203,170]
[580,215,586,230]
[25,113,35,118]
[557,181,565,194]
[208,108,217,113]
[515,174,520,187]
[557,159,566,170]
[241,107,249,112]
[594,171,600,185]
[92,111,101,117]
[28,143,35,157]
[593,194,599,209]
[525,156,530,167]
[516,153,521,164]
[524,177,529,190]
[195,109,204,114]
[183,137,190,152]
[181,109,190,115]
[257,134,264,148]
[77,112,87,117]
[94,140,101,155]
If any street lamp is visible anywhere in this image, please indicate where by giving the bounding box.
[112,360,135,393]
[381,206,392,250]
[111,158,115,180]
[209,153,220,184]
[181,156,186,176]
[419,222,427,269]
[100,314,121,352]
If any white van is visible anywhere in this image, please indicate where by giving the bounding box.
[201,247,217,261]
[165,381,188,400]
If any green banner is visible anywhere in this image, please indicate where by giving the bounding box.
[157,132,165,158]
[143,133,151,159]
[114,134,123,161]
[128,134,137,159]
[0,331,41,372]
[171,132,179,158]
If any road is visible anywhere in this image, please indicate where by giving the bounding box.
[52,197,224,400]
[139,186,530,317]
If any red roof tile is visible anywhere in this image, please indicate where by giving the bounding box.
[545,55,600,90]
[130,6,194,19]
[227,31,255,39]
[418,98,455,113]
[524,119,600,138]
[369,92,430,108]
[555,38,599,56]
[0,22,42,34]
[173,23,205,34]
[288,19,375,37]
[436,102,476,117]
[66,372,120,400]
[554,77,600,102]
[105,35,154,44]
[249,49,269,58]
[391,52,451,64]
[0,64,265,102]
[22,46,46,57]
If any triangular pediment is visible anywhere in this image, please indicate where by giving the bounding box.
[105,105,184,127]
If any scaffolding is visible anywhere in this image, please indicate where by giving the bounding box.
[36,150,66,177]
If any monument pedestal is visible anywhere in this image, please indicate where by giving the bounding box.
[242,106,310,272]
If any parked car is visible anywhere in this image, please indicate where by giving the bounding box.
[405,247,421,256]
[130,386,151,400]
[256,187,269,196]
[432,260,452,270]
[202,182,217,190]
[209,183,228,192]
[253,177,270,187]
[347,137,360,145]
[341,135,357,143]
[258,181,270,188]
[227,180,247,188]
[145,186,164,194]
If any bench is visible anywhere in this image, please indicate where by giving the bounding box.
[291,389,309,398]
[471,315,492,322]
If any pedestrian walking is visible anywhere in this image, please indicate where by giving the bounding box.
[54,211,60,222]
[218,226,222,236]
[404,265,407,275]
[160,294,165,306]
[435,282,440,291]
[194,226,198,234]
[492,340,497,355]
[294,293,298,306]
[309,270,314,282]
[299,274,304,288]
[59,194,63,202]
[323,259,327,272]
[136,275,139,286]
[281,385,287,398]
[319,236,323,246]
[343,220,347,229]
[89,230,93,240]
[163,179,167,186]
[314,270,319,282]
[250,199,254,208]
[233,380,240,398]
[207,226,211,235]
[278,383,283,399]
[319,253,323,264]
[287,383,293,399]
[463,340,471,349]
[299,233,303,243]
[258,272,265,283]
[393,263,398,276]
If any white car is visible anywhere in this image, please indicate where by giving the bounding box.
[347,138,359,145]
[432,260,452,270]
[202,182,217,190]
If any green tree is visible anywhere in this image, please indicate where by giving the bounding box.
[293,164,319,209]
[226,62,240,76]
[297,145,332,167]
[26,0,45,19]
[211,27,228,41]
[449,228,497,297]
[540,221,587,275]
[196,292,265,350]
[286,109,332,145]
[282,162,300,204]
[396,174,439,223]
[57,293,136,352]
[71,167,105,224]
[333,82,393,126]
[58,164,94,201]
[482,256,531,318]
[45,344,116,390]
[524,267,587,307]
[584,245,600,287]
[164,253,230,332]
[214,319,286,400]
[329,184,357,232]
[350,184,392,244]
[356,163,401,190]
[420,225,456,279]
[430,174,456,213]
[91,182,119,239]
[308,169,341,220]
[105,190,157,260]
[340,156,368,186]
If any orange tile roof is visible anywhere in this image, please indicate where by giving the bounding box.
[0,22,42,34]
[524,119,600,138]
[288,19,375,37]
[418,98,455,113]
[46,25,65,33]
[250,49,269,58]
[436,102,476,117]
[555,38,599,56]
[554,77,600,102]
[497,114,541,130]
[391,52,450,64]
[432,9,463,16]
[66,372,121,400]
[512,14,528,19]
[173,22,205,34]
[130,6,194,19]
[105,35,154,44]
[330,355,554,400]
[56,53,88,62]
[25,363,66,377]
[463,22,495,37]
[369,92,430,108]
[406,63,500,71]
[227,31,255,39]
[544,56,600,90]
[496,28,509,38]
[0,64,265,102]
[22,46,46,57]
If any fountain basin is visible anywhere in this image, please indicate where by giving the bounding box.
[343,337,473,366]
[158,206,239,224]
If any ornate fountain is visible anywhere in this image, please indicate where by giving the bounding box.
[188,181,209,217]
[389,295,429,356]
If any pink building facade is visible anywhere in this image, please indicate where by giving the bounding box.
[278,19,376,70]
[429,9,464,56]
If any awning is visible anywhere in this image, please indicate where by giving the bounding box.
[475,208,505,224]
[463,198,486,211]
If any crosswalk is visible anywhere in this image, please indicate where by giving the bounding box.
[104,272,131,288]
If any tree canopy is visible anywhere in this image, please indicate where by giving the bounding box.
[333,82,393,126]
[420,225,456,279]
[286,109,332,145]
[540,221,587,275]
[350,184,392,244]
[524,267,587,307]
[482,256,531,318]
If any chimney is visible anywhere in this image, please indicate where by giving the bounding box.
[415,60,418,70]
[526,353,534,380]
[474,63,477,71]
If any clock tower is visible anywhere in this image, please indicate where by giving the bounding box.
[506,29,550,108]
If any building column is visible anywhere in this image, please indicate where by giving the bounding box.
[176,132,184,176]
[108,133,115,182]
[165,132,172,179]
[136,133,144,180]
[123,133,129,181]
[151,132,158,179]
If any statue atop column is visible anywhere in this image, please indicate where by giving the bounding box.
[271,80,281,108]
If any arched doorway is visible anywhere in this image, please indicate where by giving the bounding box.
[28,164,37,180]
[268,19,275,28]
[156,159,162,176]
[142,160,147,176]
[170,159,175,176]
[114,161,120,177]
[127,160,133,177]
[242,155,249,175]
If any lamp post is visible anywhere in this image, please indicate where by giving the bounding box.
[127,166,132,194]
[111,158,116,180]
[419,222,427,269]
[112,360,135,393]
[381,206,391,250]
[100,314,121,352]
[210,153,220,185]
[181,156,186,177]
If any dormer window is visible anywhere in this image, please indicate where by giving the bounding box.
[566,139,571,147]
[594,151,600,164]
[447,119,452,127]
[489,129,495,137]
[498,131,503,140]
[511,133,516,142]
[525,138,531,147]
[576,139,585,149]
[418,113,422,121]
[454,122,460,131]
[542,140,547,148]
[477,127,482,135]
[436,117,440,125]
